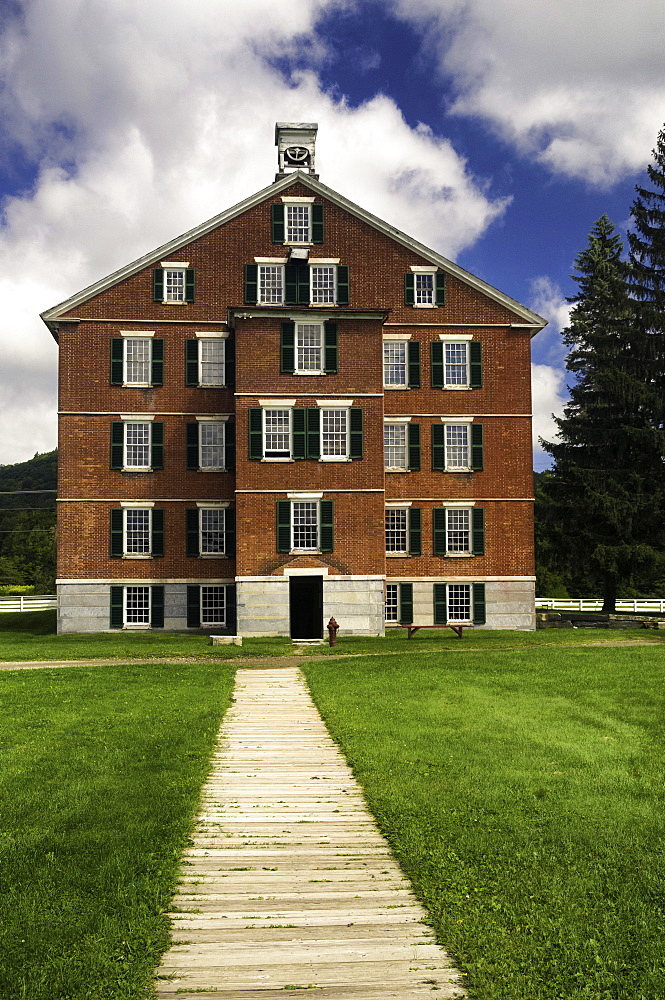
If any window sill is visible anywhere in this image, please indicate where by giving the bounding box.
[386,552,409,558]
[122,383,152,388]
[384,384,409,390]
[441,385,472,390]
[319,457,351,463]
[262,457,295,463]
[200,553,229,559]
[197,383,227,389]
[444,468,472,474]
[121,468,153,473]
[196,467,227,473]
[385,467,409,473]
[293,371,326,376]
[122,554,152,560]
[160,300,187,305]
[445,552,474,559]
[290,549,321,555]
[123,624,151,630]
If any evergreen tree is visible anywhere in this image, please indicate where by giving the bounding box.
[540,215,665,612]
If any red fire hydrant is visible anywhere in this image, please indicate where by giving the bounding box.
[327,616,339,647]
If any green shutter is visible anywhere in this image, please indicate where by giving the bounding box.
[110,422,124,469]
[225,421,235,471]
[431,423,445,471]
[471,424,484,471]
[409,508,422,555]
[186,509,199,557]
[185,339,199,385]
[281,322,295,373]
[186,585,200,627]
[110,509,123,557]
[320,500,334,552]
[110,339,124,385]
[110,586,124,629]
[472,507,485,555]
[408,423,420,471]
[184,269,195,303]
[431,341,444,388]
[323,321,338,374]
[225,337,235,387]
[271,203,285,243]
[469,341,482,387]
[311,204,324,243]
[408,340,420,388]
[186,422,199,470]
[151,338,164,386]
[277,501,291,553]
[433,583,447,625]
[248,408,263,460]
[292,408,307,460]
[226,584,237,633]
[151,586,164,628]
[399,583,413,624]
[285,263,299,305]
[349,408,363,460]
[225,508,236,556]
[473,582,486,625]
[433,508,446,556]
[435,272,446,306]
[404,272,415,306]
[307,408,320,459]
[336,265,349,305]
[244,263,258,304]
[151,422,164,470]
[153,269,164,302]
[151,508,164,557]
[297,265,310,305]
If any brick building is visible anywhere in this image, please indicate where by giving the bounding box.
[42,123,545,635]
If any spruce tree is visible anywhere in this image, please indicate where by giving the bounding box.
[540,215,665,612]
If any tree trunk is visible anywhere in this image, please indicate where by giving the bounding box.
[601,573,617,614]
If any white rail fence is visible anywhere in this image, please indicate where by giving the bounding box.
[0,595,57,612]
[537,598,665,614]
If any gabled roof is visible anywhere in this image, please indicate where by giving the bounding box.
[41,170,547,338]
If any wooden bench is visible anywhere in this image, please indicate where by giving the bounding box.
[390,624,472,639]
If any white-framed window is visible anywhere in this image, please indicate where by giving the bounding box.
[445,423,471,470]
[414,272,435,306]
[164,269,186,302]
[123,338,151,384]
[385,509,408,553]
[200,508,226,555]
[258,265,285,304]
[310,265,336,305]
[292,501,319,551]
[385,583,399,622]
[199,339,225,386]
[384,422,408,470]
[296,323,323,373]
[200,422,225,469]
[201,585,226,626]
[286,203,311,243]
[447,584,472,622]
[124,422,151,470]
[321,408,348,459]
[264,408,292,458]
[124,586,151,626]
[124,508,151,554]
[444,342,469,386]
[383,341,407,387]
[446,508,471,553]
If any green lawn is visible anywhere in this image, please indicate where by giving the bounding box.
[0,661,234,1000]
[303,646,665,1000]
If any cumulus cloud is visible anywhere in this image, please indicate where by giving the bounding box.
[0,0,510,463]
[391,0,665,185]
[531,363,567,470]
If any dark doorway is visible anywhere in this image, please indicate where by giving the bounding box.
[289,576,323,639]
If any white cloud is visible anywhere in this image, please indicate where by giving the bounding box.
[391,0,665,185]
[0,0,510,463]
[531,364,567,470]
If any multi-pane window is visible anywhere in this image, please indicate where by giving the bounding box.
[201,585,226,626]
[447,584,472,622]
[321,409,347,458]
[125,509,151,554]
[310,266,335,305]
[125,422,151,469]
[385,509,408,553]
[264,409,291,458]
[164,269,185,302]
[415,272,434,305]
[444,343,469,386]
[200,422,225,469]
[125,586,150,625]
[296,323,322,372]
[286,204,310,243]
[124,339,151,384]
[200,508,225,554]
[384,423,407,469]
[445,424,470,469]
[446,509,471,553]
[292,501,318,550]
[258,265,284,304]
[383,342,407,387]
[199,339,225,385]
[385,583,399,622]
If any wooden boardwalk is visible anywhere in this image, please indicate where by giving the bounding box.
[155,667,465,998]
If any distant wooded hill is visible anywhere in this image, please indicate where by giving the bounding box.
[0,450,57,590]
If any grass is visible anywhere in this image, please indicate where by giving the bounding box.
[303,645,665,1000]
[0,660,234,999]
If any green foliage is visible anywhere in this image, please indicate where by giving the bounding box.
[0,450,57,591]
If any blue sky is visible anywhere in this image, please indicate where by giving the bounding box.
[0,0,663,467]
